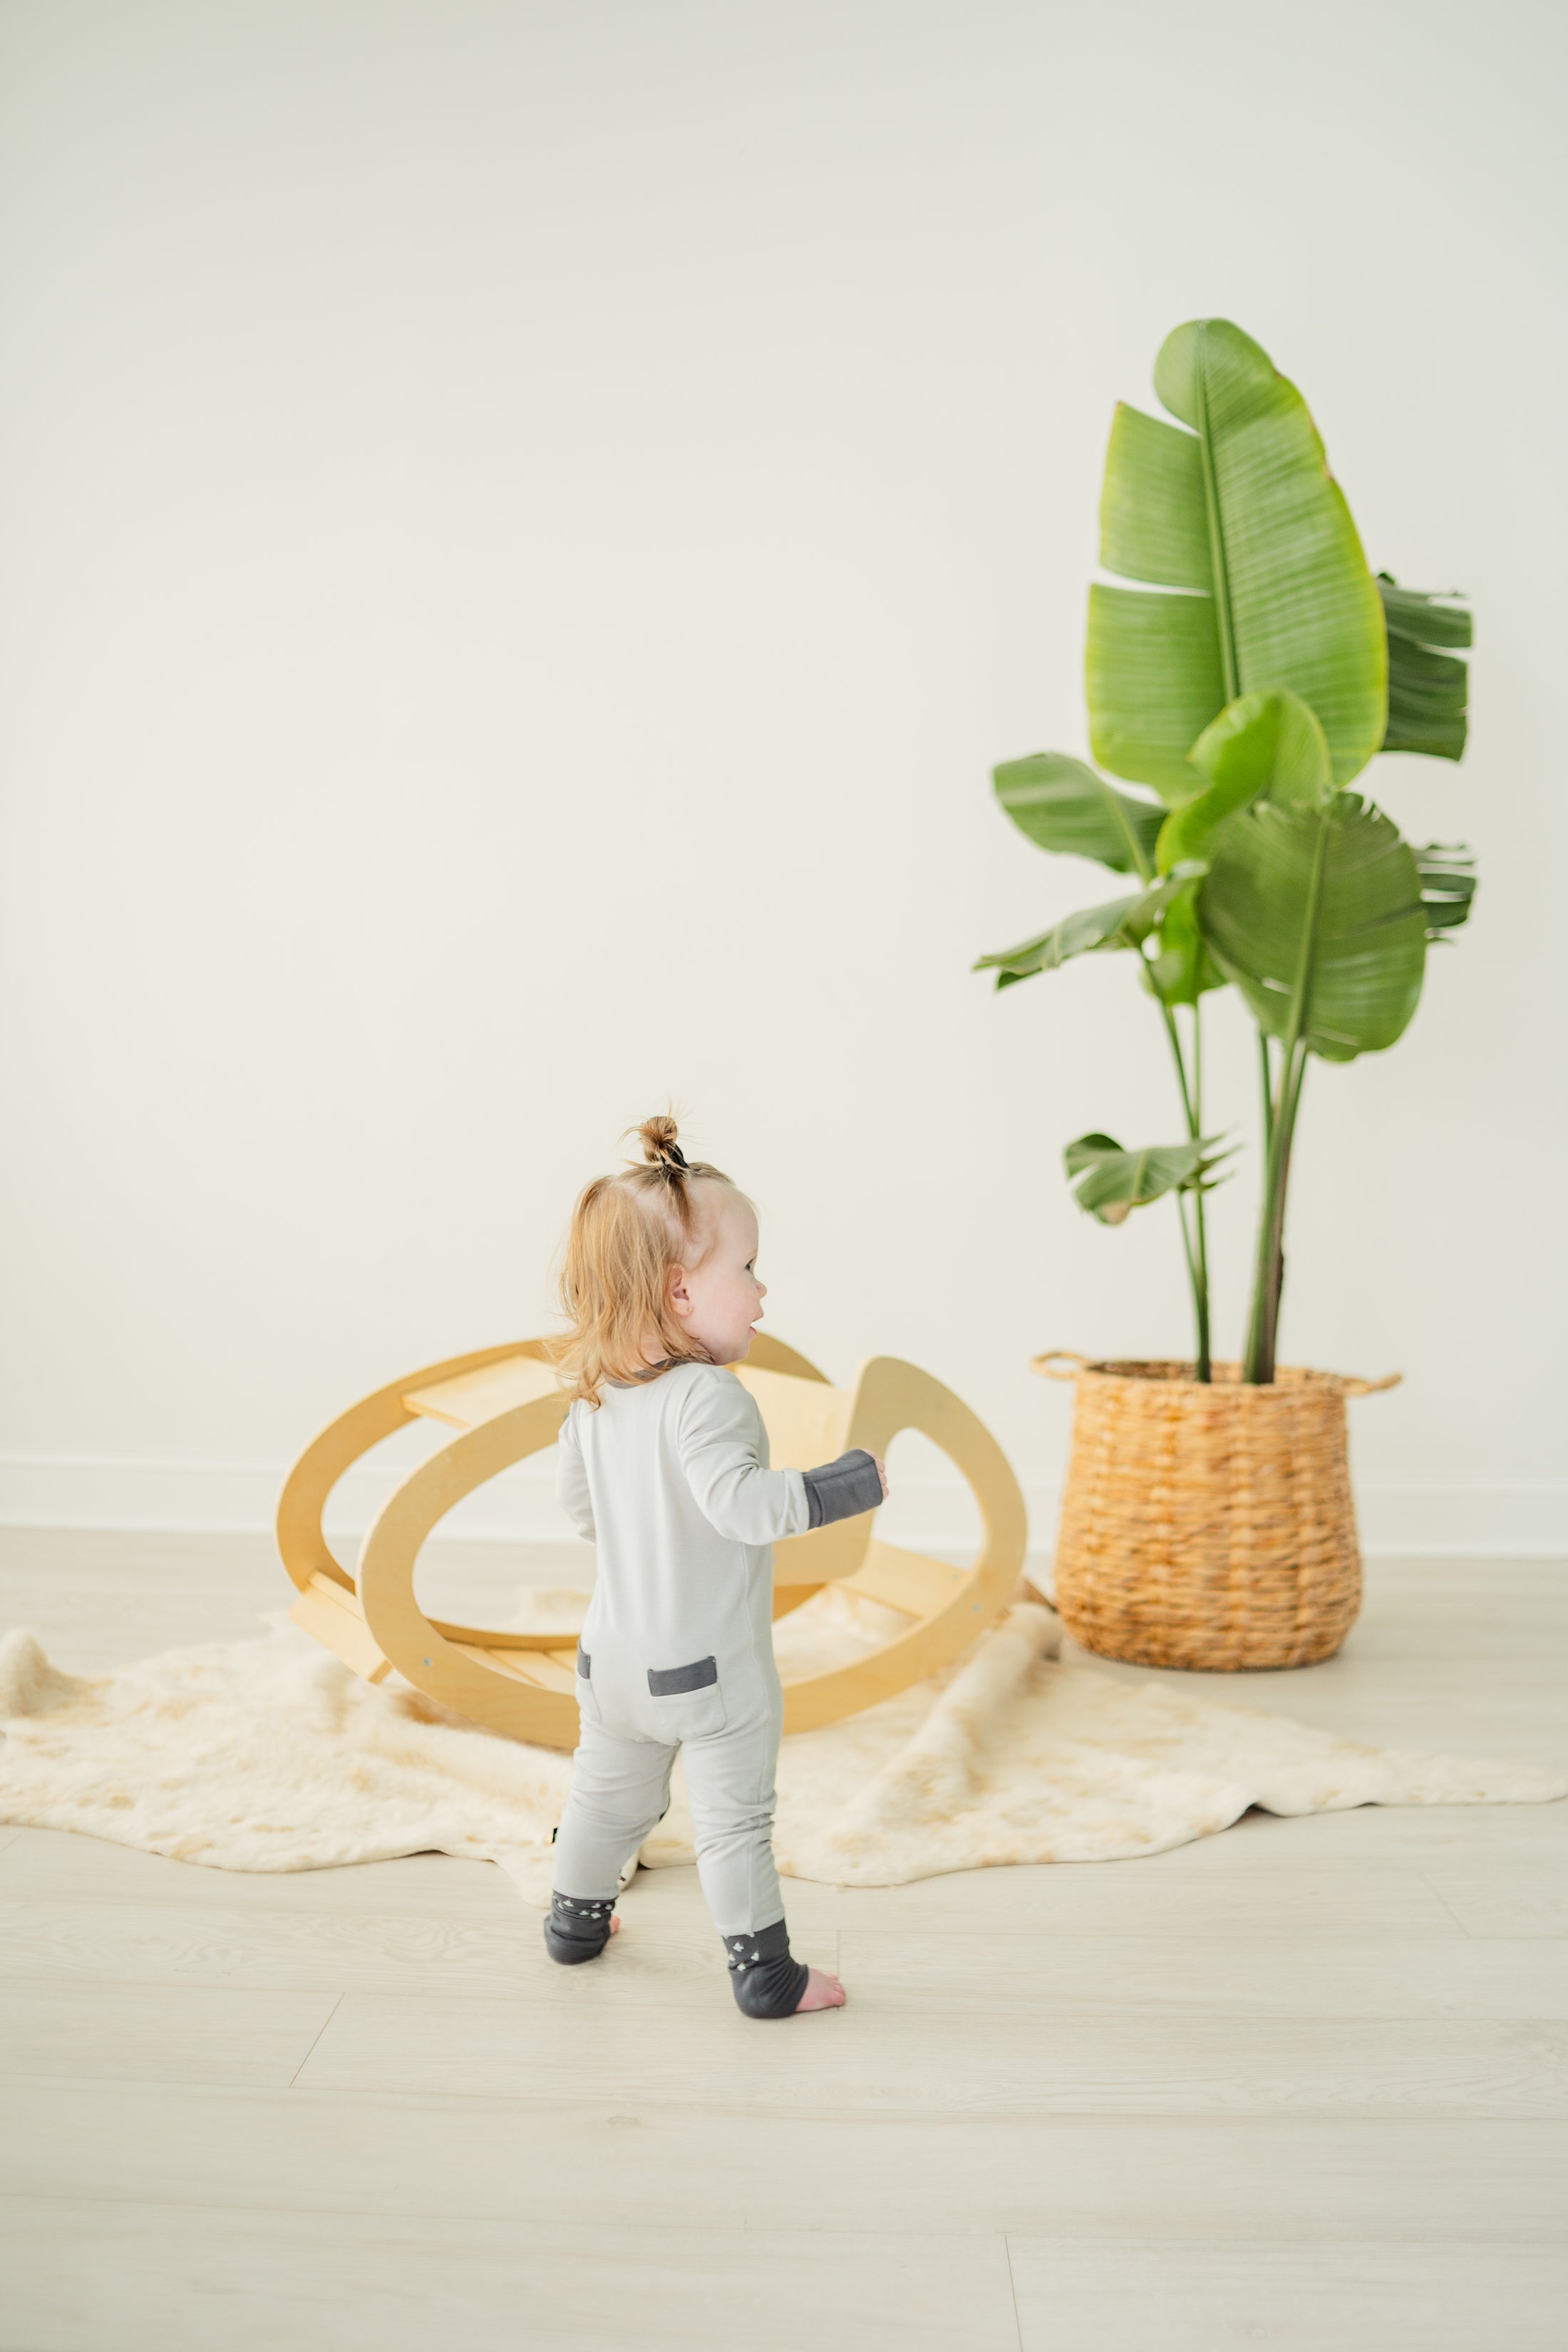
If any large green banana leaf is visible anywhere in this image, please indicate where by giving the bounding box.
[1085,588,1226,802]
[1065,1130,1230,1225]
[1378,576,1472,760]
[1142,880,1227,1005]
[1088,320,1388,803]
[1143,688,1328,1008]
[974,869,1190,989]
[992,753,1163,877]
[1202,788,1428,1060]
[1156,688,1333,872]
[1415,842,1477,937]
[989,751,1225,1003]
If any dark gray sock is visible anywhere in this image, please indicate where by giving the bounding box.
[543,1889,616,1965]
[721,1917,811,2019]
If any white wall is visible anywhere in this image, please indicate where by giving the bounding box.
[2,0,1564,1554]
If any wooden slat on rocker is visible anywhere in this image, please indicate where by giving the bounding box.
[277,1333,1027,1747]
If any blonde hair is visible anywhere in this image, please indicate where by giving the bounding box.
[555,1115,744,1406]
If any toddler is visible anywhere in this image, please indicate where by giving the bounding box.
[545,1115,887,2017]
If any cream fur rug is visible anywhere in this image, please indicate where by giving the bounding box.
[1,1586,1560,1905]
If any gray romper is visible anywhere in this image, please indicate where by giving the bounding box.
[545,1359,882,2016]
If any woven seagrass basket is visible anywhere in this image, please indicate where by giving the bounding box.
[1035,1353,1401,1671]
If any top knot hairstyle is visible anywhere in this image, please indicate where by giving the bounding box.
[634,1111,697,1185]
[555,1116,746,1405]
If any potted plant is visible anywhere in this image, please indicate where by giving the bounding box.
[978,319,1473,1670]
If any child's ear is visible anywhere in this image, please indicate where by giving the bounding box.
[666,1264,693,1321]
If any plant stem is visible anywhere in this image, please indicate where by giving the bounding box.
[1257,1029,1274,1156]
[1155,986,1196,1132]
[1242,817,1330,1383]
[1189,1003,1212,1383]
[1172,1180,1203,1371]
[1149,961,1212,1383]
[1257,1043,1308,1373]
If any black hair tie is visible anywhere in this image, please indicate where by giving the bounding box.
[664,1143,688,1171]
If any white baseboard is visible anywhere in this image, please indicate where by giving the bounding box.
[0,1455,1562,1557]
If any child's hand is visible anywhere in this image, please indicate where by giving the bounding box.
[872,1455,889,1500]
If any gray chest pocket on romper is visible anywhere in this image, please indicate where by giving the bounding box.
[646,1654,726,1738]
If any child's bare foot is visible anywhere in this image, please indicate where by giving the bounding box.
[795,1966,845,2012]
[609,1915,621,1936]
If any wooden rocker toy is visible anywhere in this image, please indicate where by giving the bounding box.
[277,1335,1028,1748]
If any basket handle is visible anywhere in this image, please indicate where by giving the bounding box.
[1031,1350,1089,1382]
[1340,1371,1402,1397]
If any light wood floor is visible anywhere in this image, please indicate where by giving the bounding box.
[1,1530,1564,2351]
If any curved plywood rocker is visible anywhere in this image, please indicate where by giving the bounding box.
[277,1334,1027,1749]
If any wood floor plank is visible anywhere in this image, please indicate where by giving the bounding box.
[1344,1619,1568,1664]
[1422,1867,1568,1939]
[1061,1687,1567,1758]
[1,1537,1566,2351]
[0,1527,587,1673]
[784,1866,1465,1937]
[636,1852,1475,1936]
[0,1830,516,1917]
[0,1533,282,1666]
[1008,2235,1568,2352]
[0,1528,278,1579]
[0,1980,339,2088]
[0,1595,274,1665]
[1043,1800,1568,1871]
[0,1831,1515,1941]
[9,1820,1528,1941]
[0,2200,1021,2352]
[1065,1639,1568,1698]
[1361,1558,1568,1590]
[0,1895,723,2003]
[837,1931,1568,2018]
[1326,1594,1568,1661]
[1068,1641,1568,1720]
[0,1898,536,1997]
[1207,1697,1566,1751]
[4,2081,1565,2242]
[294,1988,1568,2116]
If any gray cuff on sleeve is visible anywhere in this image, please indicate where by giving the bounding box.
[802,1449,882,1529]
